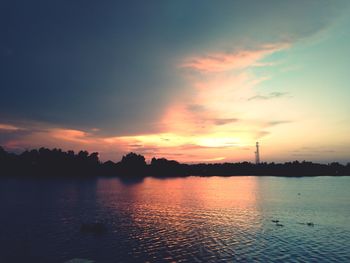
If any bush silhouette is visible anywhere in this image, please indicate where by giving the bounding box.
[119,152,147,176]
[0,146,349,177]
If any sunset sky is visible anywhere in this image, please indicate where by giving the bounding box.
[1,0,350,163]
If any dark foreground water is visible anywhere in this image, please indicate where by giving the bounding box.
[0,176,349,263]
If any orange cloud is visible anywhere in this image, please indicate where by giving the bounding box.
[181,43,288,72]
[82,43,289,162]
[1,43,291,163]
[0,123,21,131]
[48,128,90,143]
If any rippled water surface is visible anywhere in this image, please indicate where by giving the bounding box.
[1,176,350,262]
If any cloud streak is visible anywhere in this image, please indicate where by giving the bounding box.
[181,43,289,72]
[248,92,290,101]
[0,123,21,131]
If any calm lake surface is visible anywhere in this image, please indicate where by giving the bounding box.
[0,176,349,262]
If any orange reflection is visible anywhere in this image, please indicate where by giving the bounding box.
[96,176,261,253]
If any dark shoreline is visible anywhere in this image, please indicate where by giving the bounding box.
[1,147,349,178]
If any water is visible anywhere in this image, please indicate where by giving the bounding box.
[0,176,349,262]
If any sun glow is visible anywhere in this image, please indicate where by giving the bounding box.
[195,137,243,148]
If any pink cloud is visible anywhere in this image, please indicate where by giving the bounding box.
[181,43,288,72]
[1,43,290,163]
[47,128,90,143]
[0,123,21,131]
[2,125,127,161]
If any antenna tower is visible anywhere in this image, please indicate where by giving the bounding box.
[255,142,260,164]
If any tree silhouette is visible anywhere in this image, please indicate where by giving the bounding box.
[0,146,349,178]
[119,152,147,176]
[121,152,146,166]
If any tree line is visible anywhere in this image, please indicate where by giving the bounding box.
[0,146,349,177]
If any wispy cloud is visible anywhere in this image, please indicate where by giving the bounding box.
[0,122,129,161]
[268,120,292,126]
[291,146,336,153]
[211,118,238,126]
[248,92,290,101]
[47,129,90,143]
[181,43,289,72]
[186,104,207,113]
[0,123,21,131]
[255,130,270,139]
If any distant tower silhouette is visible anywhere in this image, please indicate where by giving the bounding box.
[255,142,260,164]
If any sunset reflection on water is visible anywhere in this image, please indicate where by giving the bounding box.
[1,176,350,262]
[93,176,350,262]
[96,176,264,261]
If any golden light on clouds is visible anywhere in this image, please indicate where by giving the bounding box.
[0,44,291,162]
[181,43,288,72]
[4,42,347,163]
